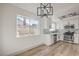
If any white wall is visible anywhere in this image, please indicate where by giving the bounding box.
[0,4,46,55]
[0,4,4,55]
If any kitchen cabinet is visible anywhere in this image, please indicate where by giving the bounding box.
[74,33,79,44]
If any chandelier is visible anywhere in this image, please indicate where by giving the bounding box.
[37,3,53,17]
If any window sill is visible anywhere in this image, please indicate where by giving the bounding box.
[16,35,41,39]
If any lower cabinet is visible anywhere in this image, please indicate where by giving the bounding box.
[43,34,79,46]
[43,34,54,46]
[74,34,79,44]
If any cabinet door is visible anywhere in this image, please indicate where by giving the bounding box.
[74,34,79,43]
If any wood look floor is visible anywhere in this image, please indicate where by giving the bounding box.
[16,41,79,56]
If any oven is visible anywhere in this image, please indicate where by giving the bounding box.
[64,31,74,42]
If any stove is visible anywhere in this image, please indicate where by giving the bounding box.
[64,31,74,42]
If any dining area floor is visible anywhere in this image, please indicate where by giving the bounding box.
[16,41,79,56]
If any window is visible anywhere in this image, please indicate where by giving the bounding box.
[16,15,40,37]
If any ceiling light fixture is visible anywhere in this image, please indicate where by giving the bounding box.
[37,3,53,17]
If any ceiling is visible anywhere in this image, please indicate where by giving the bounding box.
[11,3,79,18]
